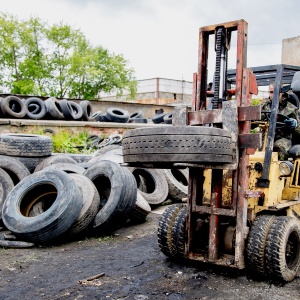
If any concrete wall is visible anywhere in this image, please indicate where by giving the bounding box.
[282,36,300,66]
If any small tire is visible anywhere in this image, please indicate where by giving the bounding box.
[0,134,52,157]
[106,107,130,123]
[163,113,173,124]
[127,167,169,205]
[152,113,166,124]
[59,99,75,120]
[25,97,47,120]
[69,101,83,120]
[2,169,83,244]
[44,97,64,120]
[80,100,93,121]
[265,216,300,282]
[129,110,144,119]
[1,96,27,118]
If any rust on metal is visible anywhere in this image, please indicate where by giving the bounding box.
[238,105,261,121]
[188,109,222,125]
[208,169,223,261]
[193,206,236,217]
[238,133,262,149]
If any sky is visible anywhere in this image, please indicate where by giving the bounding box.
[0,0,299,83]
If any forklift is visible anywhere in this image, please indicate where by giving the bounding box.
[122,19,300,282]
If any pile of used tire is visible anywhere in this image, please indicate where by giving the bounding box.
[0,133,188,247]
[0,95,152,123]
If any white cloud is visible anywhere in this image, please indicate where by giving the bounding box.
[0,0,299,82]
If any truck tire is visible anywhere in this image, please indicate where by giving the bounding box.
[157,204,185,257]
[163,168,188,202]
[0,134,52,157]
[34,154,77,172]
[0,168,14,221]
[2,169,82,244]
[0,155,30,185]
[66,174,100,236]
[265,216,300,282]
[43,163,85,174]
[129,191,151,222]
[246,215,276,280]
[83,160,137,234]
[127,167,168,205]
[122,126,233,166]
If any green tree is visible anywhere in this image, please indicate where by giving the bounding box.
[0,13,137,99]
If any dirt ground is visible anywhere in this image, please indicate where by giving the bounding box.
[0,208,300,300]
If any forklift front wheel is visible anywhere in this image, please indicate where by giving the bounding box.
[265,216,300,282]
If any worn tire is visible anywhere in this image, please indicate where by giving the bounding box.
[129,110,144,120]
[152,113,166,124]
[1,96,27,118]
[127,167,169,205]
[83,160,137,234]
[246,215,276,280]
[0,155,30,185]
[163,113,173,124]
[265,216,300,282]
[171,205,187,257]
[0,134,52,157]
[129,117,148,124]
[44,97,64,120]
[34,154,77,172]
[80,100,93,121]
[2,169,83,244]
[59,99,75,120]
[69,101,83,120]
[123,126,233,166]
[163,168,188,202]
[92,144,123,157]
[25,97,47,120]
[14,156,47,173]
[43,162,85,174]
[129,191,151,222]
[106,107,130,123]
[66,174,100,236]
[157,204,185,257]
[0,168,14,221]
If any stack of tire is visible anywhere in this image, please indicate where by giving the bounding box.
[0,134,139,245]
[93,107,148,124]
[0,96,95,121]
[151,110,173,124]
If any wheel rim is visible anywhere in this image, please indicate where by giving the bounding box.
[285,230,300,269]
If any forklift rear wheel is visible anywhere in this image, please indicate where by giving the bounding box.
[265,216,300,282]
[171,205,187,257]
[246,215,276,280]
[157,204,185,257]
